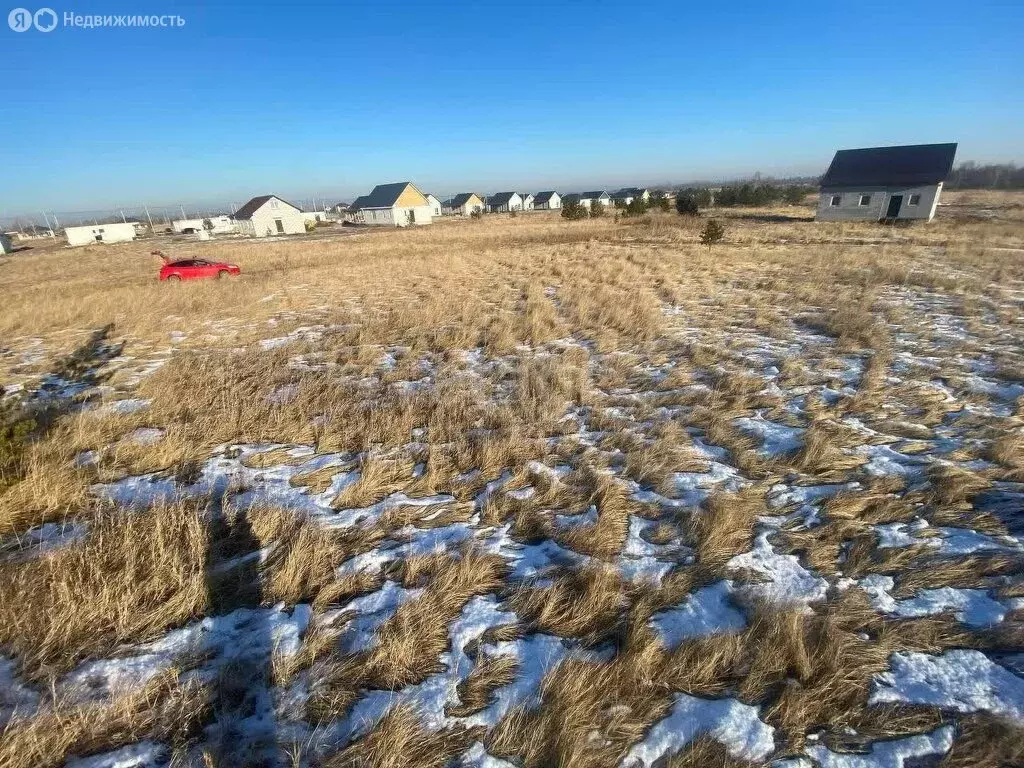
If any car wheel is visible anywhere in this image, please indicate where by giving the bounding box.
[218,270,230,279]
[166,274,181,282]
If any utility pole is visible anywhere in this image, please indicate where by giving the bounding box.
[120,209,127,224]
[143,204,154,230]
[51,212,60,229]
[41,211,53,235]
[180,205,187,220]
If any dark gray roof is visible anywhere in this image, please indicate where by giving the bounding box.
[534,191,558,203]
[562,193,581,203]
[347,195,370,211]
[357,182,419,209]
[611,187,645,199]
[232,195,301,220]
[580,191,608,199]
[487,192,519,206]
[821,143,958,187]
[448,192,479,207]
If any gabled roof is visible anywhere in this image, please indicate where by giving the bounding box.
[448,193,481,207]
[357,182,425,209]
[821,143,958,187]
[347,195,370,211]
[611,187,646,199]
[232,195,301,220]
[562,193,581,203]
[487,192,521,207]
[520,192,535,199]
[534,191,559,203]
[580,191,609,199]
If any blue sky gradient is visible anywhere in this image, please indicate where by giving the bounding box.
[2,0,1021,215]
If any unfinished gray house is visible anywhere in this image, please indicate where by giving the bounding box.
[816,143,957,223]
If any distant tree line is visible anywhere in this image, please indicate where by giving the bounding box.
[946,163,1024,190]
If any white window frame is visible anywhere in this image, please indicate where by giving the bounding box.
[908,194,921,206]
[858,194,871,206]
[829,195,841,207]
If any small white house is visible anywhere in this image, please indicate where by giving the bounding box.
[65,222,139,247]
[232,195,307,237]
[520,193,535,211]
[579,191,611,208]
[487,192,523,213]
[172,215,237,235]
[349,182,434,226]
[425,194,443,218]
[443,193,485,216]
[533,191,561,210]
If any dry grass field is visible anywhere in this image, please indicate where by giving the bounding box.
[1,190,1023,767]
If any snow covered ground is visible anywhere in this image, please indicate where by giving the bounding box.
[2,229,1023,767]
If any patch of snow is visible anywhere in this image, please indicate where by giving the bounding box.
[65,741,167,768]
[871,650,1024,719]
[805,726,954,768]
[649,580,746,648]
[859,574,1007,627]
[99,398,150,415]
[727,531,829,606]
[623,693,775,766]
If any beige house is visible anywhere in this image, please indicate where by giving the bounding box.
[816,143,957,223]
[232,195,306,237]
[350,182,434,226]
[443,193,484,216]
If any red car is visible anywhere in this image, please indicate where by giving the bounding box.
[159,259,241,281]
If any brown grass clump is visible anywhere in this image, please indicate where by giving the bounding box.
[553,470,633,560]
[310,549,507,722]
[788,419,868,479]
[891,553,1023,597]
[660,736,767,768]
[0,500,209,680]
[506,565,631,644]
[686,487,765,576]
[323,704,481,768]
[938,712,1024,768]
[926,463,992,507]
[0,671,208,768]
[445,654,520,717]
[487,615,669,767]
[330,451,416,509]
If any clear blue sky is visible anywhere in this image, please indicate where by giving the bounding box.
[2,0,1021,216]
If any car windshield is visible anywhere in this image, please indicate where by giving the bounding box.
[168,260,194,267]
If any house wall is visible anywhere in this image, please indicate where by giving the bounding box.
[521,196,534,211]
[395,205,433,226]
[172,216,237,234]
[0,233,12,254]
[247,198,306,237]
[425,196,442,218]
[488,194,523,213]
[535,194,561,210]
[816,183,942,222]
[396,186,429,208]
[461,196,484,215]
[65,222,137,247]
[363,208,396,226]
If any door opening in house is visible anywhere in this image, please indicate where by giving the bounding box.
[274,219,284,233]
[407,210,415,225]
[886,195,903,218]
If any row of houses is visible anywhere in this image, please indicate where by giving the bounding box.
[49,143,959,247]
